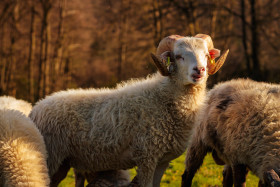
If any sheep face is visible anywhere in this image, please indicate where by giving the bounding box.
[172,37,209,85]
[151,34,228,85]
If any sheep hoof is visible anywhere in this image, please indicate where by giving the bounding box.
[264,169,280,187]
[181,170,192,187]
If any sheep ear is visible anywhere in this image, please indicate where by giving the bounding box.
[208,49,229,75]
[209,48,220,59]
[151,51,175,76]
[160,51,176,74]
[160,51,173,62]
[151,53,169,76]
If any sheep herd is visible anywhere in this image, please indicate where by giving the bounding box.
[0,34,279,187]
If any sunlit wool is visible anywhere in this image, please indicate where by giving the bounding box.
[0,96,49,186]
[30,36,218,187]
[0,96,32,116]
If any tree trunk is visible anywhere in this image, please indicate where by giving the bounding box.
[51,0,64,92]
[117,0,129,81]
[241,0,251,75]
[152,0,163,46]
[35,0,51,101]
[27,4,35,102]
[43,20,51,97]
[250,0,261,80]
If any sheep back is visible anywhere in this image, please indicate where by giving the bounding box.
[0,96,32,116]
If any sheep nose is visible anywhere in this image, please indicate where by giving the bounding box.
[193,67,205,74]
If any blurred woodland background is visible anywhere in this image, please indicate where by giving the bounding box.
[0,0,280,103]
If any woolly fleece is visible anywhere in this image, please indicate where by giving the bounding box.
[185,78,280,184]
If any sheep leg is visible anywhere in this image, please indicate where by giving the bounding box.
[263,169,280,187]
[212,150,225,165]
[74,169,86,187]
[222,165,233,187]
[50,159,71,187]
[85,170,130,187]
[258,180,265,187]
[181,139,209,187]
[152,161,169,187]
[130,176,139,187]
[131,160,157,187]
[232,164,248,187]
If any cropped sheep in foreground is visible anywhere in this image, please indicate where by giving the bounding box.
[181,79,280,187]
[0,96,49,186]
[29,34,228,187]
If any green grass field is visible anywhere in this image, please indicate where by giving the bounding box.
[58,153,259,187]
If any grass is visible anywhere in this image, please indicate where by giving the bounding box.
[58,153,259,187]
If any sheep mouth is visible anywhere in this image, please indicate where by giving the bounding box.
[192,74,203,82]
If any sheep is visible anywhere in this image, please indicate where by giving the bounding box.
[0,96,49,186]
[181,78,280,187]
[0,95,32,115]
[29,34,229,187]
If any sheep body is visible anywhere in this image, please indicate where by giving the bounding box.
[31,73,206,186]
[182,78,280,186]
[30,35,225,187]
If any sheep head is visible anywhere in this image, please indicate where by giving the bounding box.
[151,34,229,84]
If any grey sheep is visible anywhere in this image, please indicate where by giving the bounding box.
[182,79,280,187]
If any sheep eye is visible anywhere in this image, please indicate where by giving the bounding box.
[175,55,183,60]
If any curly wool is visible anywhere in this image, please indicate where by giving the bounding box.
[0,96,32,116]
[188,78,280,182]
[30,72,207,186]
[0,109,49,186]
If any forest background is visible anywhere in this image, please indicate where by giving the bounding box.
[0,0,280,103]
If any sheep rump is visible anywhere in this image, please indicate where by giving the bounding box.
[182,78,280,186]
[0,109,49,186]
[0,96,49,186]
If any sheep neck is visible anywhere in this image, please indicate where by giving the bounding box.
[156,77,207,152]
[159,77,207,109]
